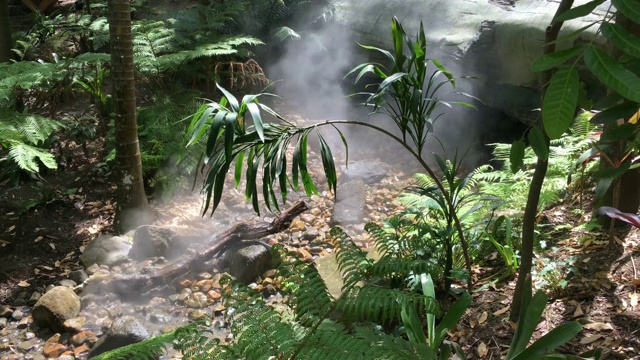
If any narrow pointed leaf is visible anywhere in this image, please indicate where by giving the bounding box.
[531,44,585,72]
[216,84,239,111]
[602,23,640,58]
[246,102,265,142]
[234,150,245,188]
[543,67,579,139]
[584,46,640,103]
[433,292,472,347]
[555,0,605,22]
[591,102,639,124]
[508,291,548,355]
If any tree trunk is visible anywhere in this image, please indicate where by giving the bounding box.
[0,0,11,63]
[108,0,152,233]
[510,0,574,321]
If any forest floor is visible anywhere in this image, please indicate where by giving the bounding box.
[1,127,640,359]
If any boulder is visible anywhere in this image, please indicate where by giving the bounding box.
[80,235,131,267]
[330,0,609,123]
[32,286,81,331]
[331,179,366,225]
[217,241,272,284]
[128,225,189,260]
[87,316,150,359]
[340,161,390,184]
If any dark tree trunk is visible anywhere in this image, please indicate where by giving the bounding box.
[510,0,574,321]
[108,0,152,233]
[0,0,11,63]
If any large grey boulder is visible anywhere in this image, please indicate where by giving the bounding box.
[128,225,190,260]
[80,235,131,267]
[217,241,272,284]
[32,286,81,331]
[340,161,390,184]
[87,316,150,359]
[331,179,366,225]
[332,0,608,119]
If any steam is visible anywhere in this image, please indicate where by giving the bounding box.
[266,18,491,173]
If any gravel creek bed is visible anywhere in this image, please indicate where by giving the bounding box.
[0,146,416,359]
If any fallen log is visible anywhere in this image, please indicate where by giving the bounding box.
[99,201,308,296]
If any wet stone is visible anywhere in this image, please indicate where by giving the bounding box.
[43,342,67,358]
[17,340,36,352]
[28,292,41,305]
[17,317,31,329]
[0,317,7,329]
[69,269,89,284]
[63,316,86,332]
[150,312,172,324]
[0,304,12,317]
[11,309,23,320]
[58,279,77,288]
[23,332,35,340]
[189,309,208,321]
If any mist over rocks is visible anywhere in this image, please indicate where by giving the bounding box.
[79,235,131,268]
[32,287,81,331]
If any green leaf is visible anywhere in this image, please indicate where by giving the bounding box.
[584,46,640,103]
[507,291,548,357]
[511,322,582,360]
[590,102,639,124]
[612,0,640,25]
[602,23,640,58]
[600,123,638,142]
[555,0,605,22]
[510,139,526,174]
[594,176,615,206]
[234,150,245,188]
[543,67,579,139]
[317,133,337,194]
[531,44,585,72]
[246,102,265,142]
[433,292,472,348]
[216,83,239,111]
[400,304,428,345]
[528,126,549,161]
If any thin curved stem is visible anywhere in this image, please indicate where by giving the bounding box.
[309,119,473,290]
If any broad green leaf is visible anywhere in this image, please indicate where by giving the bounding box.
[590,102,639,124]
[543,67,579,139]
[420,274,436,346]
[433,292,472,348]
[594,176,614,206]
[584,46,640,103]
[612,0,640,25]
[555,0,605,22]
[600,123,638,142]
[602,23,640,58]
[510,139,526,174]
[528,126,549,161]
[507,291,548,357]
[548,22,599,46]
[531,44,585,72]
[511,322,582,360]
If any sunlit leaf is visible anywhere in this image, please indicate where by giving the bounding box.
[612,0,640,25]
[555,0,605,22]
[543,66,579,139]
[531,44,585,72]
[528,126,549,161]
[584,46,640,103]
[602,23,640,58]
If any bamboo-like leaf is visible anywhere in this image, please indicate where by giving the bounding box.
[602,23,640,58]
[555,0,605,22]
[543,67,579,139]
[205,110,226,157]
[612,0,640,25]
[246,102,265,142]
[528,126,549,161]
[531,44,585,72]
[511,322,582,360]
[187,105,213,146]
[510,139,526,174]
[234,150,245,188]
[216,83,239,111]
[357,43,394,64]
[584,46,640,103]
[317,133,337,194]
[400,304,428,345]
[224,114,236,163]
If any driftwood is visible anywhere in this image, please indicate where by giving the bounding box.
[100,201,308,296]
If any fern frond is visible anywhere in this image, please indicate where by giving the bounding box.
[91,327,179,360]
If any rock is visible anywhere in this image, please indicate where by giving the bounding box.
[63,316,86,332]
[0,318,7,329]
[189,309,208,321]
[43,342,67,358]
[218,241,272,284]
[80,235,132,267]
[17,340,36,352]
[85,264,100,275]
[129,225,188,260]
[59,279,77,288]
[340,161,390,184]
[32,287,81,331]
[87,316,150,358]
[69,270,89,284]
[28,292,41,305]
[331,179,366,225]
[11,309,24,320]
[0,304,12,318]
[74,343,90,357]
[70,331,98,346]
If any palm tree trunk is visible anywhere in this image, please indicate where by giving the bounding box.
[108,0,152,233]
[0,0,11,63]
[510,0,573,321]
